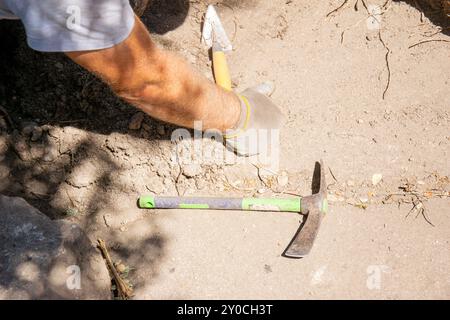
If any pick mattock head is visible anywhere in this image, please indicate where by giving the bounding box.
[284,160,328,258]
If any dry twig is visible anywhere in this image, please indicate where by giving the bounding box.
[326,0,350,18]
[378,30,391,100]
[408,39,450,49]
[97,239,133,300]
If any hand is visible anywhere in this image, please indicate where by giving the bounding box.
[224,82,285,156]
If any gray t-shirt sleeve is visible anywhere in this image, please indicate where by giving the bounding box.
[3,0,135,52]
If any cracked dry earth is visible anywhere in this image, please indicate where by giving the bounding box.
[0,0,449,299]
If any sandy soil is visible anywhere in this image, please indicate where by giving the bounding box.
[0,0,449,299]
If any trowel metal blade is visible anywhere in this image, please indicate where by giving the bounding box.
[202,4,233,52]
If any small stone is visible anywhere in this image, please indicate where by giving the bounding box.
[359,196,369,203]
[42,143,58,162]
[115,263,127,273]
[372,173,382,186]
[264,264,272,273]
[257,188,266,194]
[417,180,425,185]
[356,119,364,124]
[347,180,355,187]
[119,226,126,232]
[128,112,145,130]
[156,124,165,136]
[30,127,43,141]
[182,163,202,178]
[21,122,38,136]
[12,136,32,161]
[142,123,151,132]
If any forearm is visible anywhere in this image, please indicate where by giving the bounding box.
[66,16,240,132]
[119,49,241,131]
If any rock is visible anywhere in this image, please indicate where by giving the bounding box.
[115,263,127,273]
[30,127,43,142]
[359,196,369,203]
[21,122,38,136]
[372,173,383,186]
[66,161,98,187]
[42,145,59,162]
[156,124,165,136]
[182,163,202,178]
[257,188,266,194]
[142,123,152,132]
[128,112,145,130]
[13,138,32,161]
[0,195,110,299]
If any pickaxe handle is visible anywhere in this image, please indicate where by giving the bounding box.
[139,195,301,212]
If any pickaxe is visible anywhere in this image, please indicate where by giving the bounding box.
[138,160,327,257]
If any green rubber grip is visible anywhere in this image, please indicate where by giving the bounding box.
[242,198,300,212]
[139,196,155,209]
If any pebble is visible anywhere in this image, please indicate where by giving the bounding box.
[156,124,166,136]
[277,171,289,187]
[347,180,355,187]
[142,123,151,132]
[257,188,266,194]
[128,112,145,130]
[359,196,369,203]
[116,263,127,273]
[30,127,43,142]
[371,173,383,186]
[21,122,38,136]
[42,145,58,162]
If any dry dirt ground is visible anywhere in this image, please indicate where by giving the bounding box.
[0,0,449,299]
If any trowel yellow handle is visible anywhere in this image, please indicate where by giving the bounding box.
[212,50,232,91]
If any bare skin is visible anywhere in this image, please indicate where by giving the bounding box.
[66,15,241,132]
